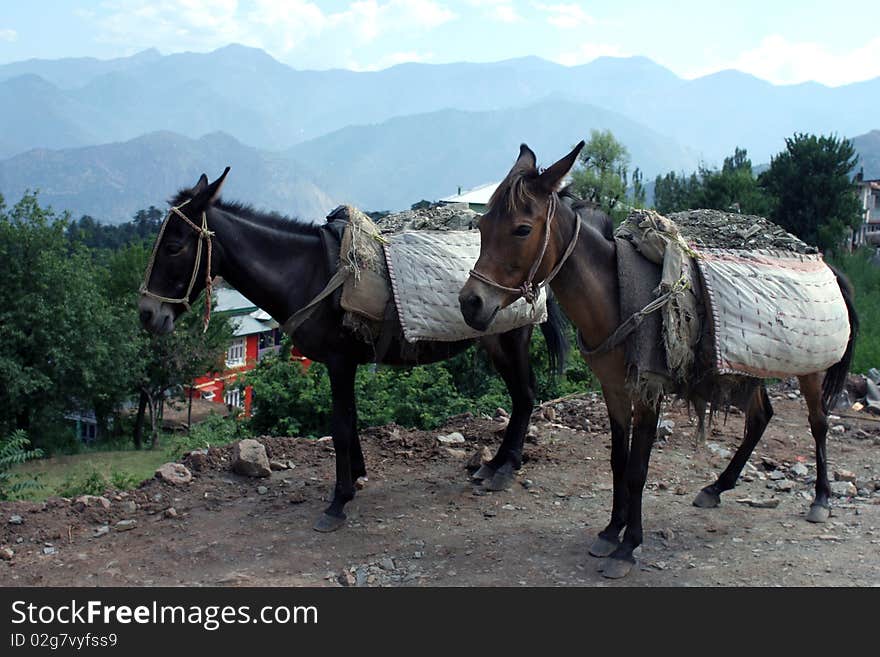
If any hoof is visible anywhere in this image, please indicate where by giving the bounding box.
[806,503,830,524]
[484,463,516,492]
[588,535,620,558]
[313,512,346,533]
[600,557,635,579]
[472,463,496,482]
[692,489,721,508]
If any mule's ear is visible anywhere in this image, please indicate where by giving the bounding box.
[206,166,231,203]
[192,173,209,196]
[537,140,585,193]
[511,143,537,175]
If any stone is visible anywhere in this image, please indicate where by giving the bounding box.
[542,406,557,422]
[830,425,846,435]
[42,546,57,555]
[269,460,290,471]
[494,407,509,419]
[257,485,269,495]
[769,469,786,481]
[657,419,675,439]
[8,515,23,525]
[93,525,110,538]
[121,500,138,513]
[186,449,209,471]
[707,443,732,459]
[436,432,465,445]
[114,519,137,532]
[155,462,193,485]
[379,558,395,571]
[442,448,467,459]
[774,479,795,492]
[834,468,857,483]
[0,547,13,560]
[466,447,493,470]
[74,495,111,510]
[163,507,178,519]
[526,424,539,441]
[830,481,857,498]
[789,463,809,477]
[232,439,271,478]
[337,571,356,587]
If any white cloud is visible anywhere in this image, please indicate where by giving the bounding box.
[92,0,456,65]
[534,2,594,29]
[722,35,880,86]
[468,1,523,23]
[553,42,625,66]
[0,28,17,42]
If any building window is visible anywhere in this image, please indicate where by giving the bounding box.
[224,387,242,409]
[226,338,245,367]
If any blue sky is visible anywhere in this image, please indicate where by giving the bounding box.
[1,1,878,85]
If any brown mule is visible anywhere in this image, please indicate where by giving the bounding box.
[459,142,858,578]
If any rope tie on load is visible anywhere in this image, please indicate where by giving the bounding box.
[578,276,690,358]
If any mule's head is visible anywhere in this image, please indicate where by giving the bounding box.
[138,168,230,334]
[459,141,584,331]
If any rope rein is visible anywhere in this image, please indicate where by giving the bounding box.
[467,194,581,304]
[139,199,216,332]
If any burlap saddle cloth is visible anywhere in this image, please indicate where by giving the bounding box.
[329,206,547,343]
[616,209,850,387]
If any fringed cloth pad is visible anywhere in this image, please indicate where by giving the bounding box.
[696,249,850,378]
[384,230,548,343]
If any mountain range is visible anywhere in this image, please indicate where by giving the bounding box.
[1,45,878,221]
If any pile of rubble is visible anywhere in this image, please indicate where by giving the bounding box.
[668,209,818,254]
[373,202,479,234]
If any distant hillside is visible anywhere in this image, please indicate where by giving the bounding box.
[854,130,880,179]
[2,45,878,164]
[0,132,336,223]
[287,99,697,210]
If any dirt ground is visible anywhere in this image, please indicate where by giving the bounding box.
[2,387,879,587]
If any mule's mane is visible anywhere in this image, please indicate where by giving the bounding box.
[170,190,320,235]
[487,169,541,215]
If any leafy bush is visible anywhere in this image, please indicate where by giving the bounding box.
[0,430,44,500]
[246,331,600,437]
[56,469,108,498]
[829,249,880,373]
[168,414,246,458]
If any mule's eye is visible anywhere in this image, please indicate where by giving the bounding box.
[513,224,532,237]
[165,242,184,255]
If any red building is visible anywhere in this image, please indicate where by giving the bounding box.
[191,287,307,416]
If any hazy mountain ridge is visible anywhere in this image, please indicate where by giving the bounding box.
[0,131,336,224]
[2,44,878,164]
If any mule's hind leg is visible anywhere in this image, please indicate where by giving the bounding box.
[476,328,536,491]
[589,385,632,558]
[314,357,359,533]
[799,373,832,523]
[693,385,772,508]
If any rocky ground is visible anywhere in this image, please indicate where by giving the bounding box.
[2,387,879,587]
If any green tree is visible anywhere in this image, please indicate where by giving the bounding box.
[759,133,861,252]
[0,430,43,500]
[570,130,641,222]
[0,193,138,450]
[653,147,769,215]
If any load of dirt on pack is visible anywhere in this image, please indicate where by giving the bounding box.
[667,209,818,254]
[372,204,479,234]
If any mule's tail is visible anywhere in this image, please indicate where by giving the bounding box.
[822,265,859,412]
[539,291,570,377]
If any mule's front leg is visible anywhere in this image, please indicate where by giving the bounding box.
[602,400,660,579]
[589,386,631,558]
[314,357,359,533]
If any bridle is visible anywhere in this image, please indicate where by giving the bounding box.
[467,193,581,304]
[139,198,216,332]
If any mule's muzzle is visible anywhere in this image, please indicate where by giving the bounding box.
[458,288,499,332]
[138,296,175,335]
